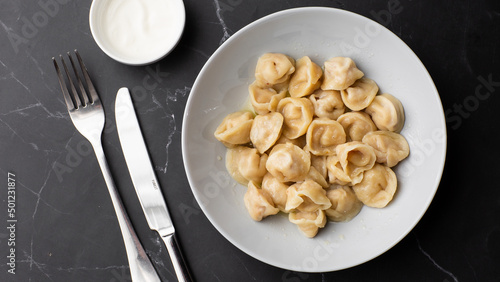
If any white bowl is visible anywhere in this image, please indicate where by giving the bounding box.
[182,7,447,272]
[89,0,185,66]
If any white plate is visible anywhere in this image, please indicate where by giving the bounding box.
[181,7,446,272]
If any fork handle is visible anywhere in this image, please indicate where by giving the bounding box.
[92,141,161,282]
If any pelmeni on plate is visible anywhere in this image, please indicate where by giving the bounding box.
[244,181,279,221]
[255,53,295,86]
[365,93,405,133]
[277,97,314,139]
[309,89,345,120]
[214,54,410,238]
[353,164,397,208]
[321,57,364,91]
[288,56,322,98]
[337,111,377,142]
[341,77,378,111]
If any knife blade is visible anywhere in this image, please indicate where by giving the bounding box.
[115,87,192,282]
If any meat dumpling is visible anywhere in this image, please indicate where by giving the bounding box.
[261,173,289,212]
[285,180,332,212]
[244,181,279,221]
[214,111,253,146]
[326,155,351,185]
[248,81,287,115]
[340,77,378,111]
[305,118,346,155]
[226,146,268,185]
[277,97,314,139]
[309,89,345,120]
[255,53,295,86]
[274,134,307,148]
[353,164,397,208]
[305,166,329,188]
[288,56,322,98]
[362,131,410,167]
[321,57,364,90]
[310,155,328,180]
[250,112,283,154]
[325,185,363,222]
[289,210,327,238]
[335,141,376,185]
[365,93,405,132]
[266,143,310,182]
[337,111,377,142]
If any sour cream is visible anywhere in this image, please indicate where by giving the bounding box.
[90,0,185,65]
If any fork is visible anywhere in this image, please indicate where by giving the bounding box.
[53,50,161,282]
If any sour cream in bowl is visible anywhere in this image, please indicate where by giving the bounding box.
[89,0,185,65]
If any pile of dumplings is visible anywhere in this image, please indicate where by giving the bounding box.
[214,53,410,238]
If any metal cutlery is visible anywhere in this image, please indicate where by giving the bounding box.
[52,50,161,282]
[115,87,192,282]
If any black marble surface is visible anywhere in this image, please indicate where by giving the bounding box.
[1,0,499,281]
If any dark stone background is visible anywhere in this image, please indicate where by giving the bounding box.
[0,0,499,281]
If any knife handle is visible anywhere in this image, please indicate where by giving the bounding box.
[161,234,193,282]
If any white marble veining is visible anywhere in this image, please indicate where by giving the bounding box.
[213,0,232,45]
[139,86,191,174]
[20,250,51,280]
[3,71,31,92]
[17,167,69,216]
[415,234,459,282]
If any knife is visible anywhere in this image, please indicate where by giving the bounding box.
[115,87,192,282]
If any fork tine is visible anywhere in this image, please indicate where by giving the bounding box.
[53,57,77,111]
[67,52,90,107]
[74,50,99,104]
[60,54,83,109]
